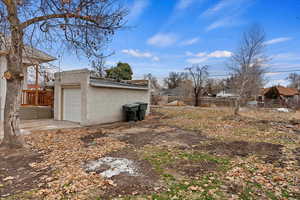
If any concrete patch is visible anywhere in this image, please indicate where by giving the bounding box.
[84,157,140,178]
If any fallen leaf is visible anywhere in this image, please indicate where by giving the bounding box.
[3,176,14,181]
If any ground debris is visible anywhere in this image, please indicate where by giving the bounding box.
[83,157,140,178]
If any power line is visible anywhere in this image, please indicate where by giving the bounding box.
[208,69,300,78]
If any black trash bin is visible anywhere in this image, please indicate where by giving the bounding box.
[134,102,148,121]
[123,104,139,122]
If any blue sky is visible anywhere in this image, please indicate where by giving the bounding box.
[55,0,300,87]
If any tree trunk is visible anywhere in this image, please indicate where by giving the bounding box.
[195,95,199,107]
[1,65,23,148]
[0,1,24,148]
[234,97,240,115]
[194,92,200,107]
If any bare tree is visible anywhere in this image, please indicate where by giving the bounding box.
[205,78,224,96]
[177,79,193,98]
[91,56,107,78]
[0,0,127,148]
[229,25,267,115]
[144,73,160,92]
[164,72,187,89]
[186,65,209,106]
[287,73,300,89]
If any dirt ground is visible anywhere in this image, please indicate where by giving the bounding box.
[0,148,50,197]
[0,106,300,199]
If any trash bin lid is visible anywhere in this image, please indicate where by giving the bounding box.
[123,103,139,108]
[134,102,148,105]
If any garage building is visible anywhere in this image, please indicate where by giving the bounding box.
[54,69,150,125]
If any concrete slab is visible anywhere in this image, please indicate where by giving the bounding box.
[0,119,82,139]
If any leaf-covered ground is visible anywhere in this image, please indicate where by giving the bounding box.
[0,106,299,199]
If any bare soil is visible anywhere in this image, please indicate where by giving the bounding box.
[0,147,50,197]
[199,141,284,165]
[168,159,218,177]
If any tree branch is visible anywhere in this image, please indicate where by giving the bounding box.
[20,13,102,29]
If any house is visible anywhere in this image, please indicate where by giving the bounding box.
[54,69,150,125]
[216,91,238,98]
[260,85,300,107]
[0,43,56,121]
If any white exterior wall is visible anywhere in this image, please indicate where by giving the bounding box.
[0,55,7,122]
[0,56,6,139]
[54,69,89,122]
[85,86,150,125]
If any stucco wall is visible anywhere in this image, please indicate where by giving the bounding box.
[85,86,150,125]
[54,69,89,122]
[0,56,7,122]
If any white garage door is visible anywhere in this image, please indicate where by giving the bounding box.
[63,88,81,122]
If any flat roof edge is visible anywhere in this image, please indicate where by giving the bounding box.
[89,82,148,90]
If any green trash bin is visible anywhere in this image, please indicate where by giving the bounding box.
[123,104,139,122]
[134,102,148,121]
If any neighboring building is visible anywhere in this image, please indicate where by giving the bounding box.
[260,85,299,107]
[216,91,238,98]
[54,69,150,125]
[0,43,56,121]
[160,80,193,97]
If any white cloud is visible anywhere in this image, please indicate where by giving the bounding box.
[152,56,160,62]
[202,0,237,16]
[271,53,300,61]
[175,0,200,10]
[147,33,178,47]
[202,0,250,17]
[264,37,293,45]
[195,52,207,57]
[266,79,289,87]
[206,16,242,31]
[180,37,200,46]
[186,50,232,63]
[167,0,205,25]
[206,18,227,31]
[202,0,252,31]
[185,51,194,56]
[186,50,232,58]
[122,49,160,61]
[208,50,232,58]
[265,72,281,77]
[127,0,149,21]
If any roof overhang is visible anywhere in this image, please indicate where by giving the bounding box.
[89,79,149,91]
[0,46,56,66]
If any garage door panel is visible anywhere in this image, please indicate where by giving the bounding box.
[63,88,81,122]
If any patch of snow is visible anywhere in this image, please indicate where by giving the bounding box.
[84,157,139,178]
[276,108,290,113]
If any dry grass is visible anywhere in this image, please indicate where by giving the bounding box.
[155,106,300,148]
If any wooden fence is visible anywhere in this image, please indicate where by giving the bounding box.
[167,96,237,107]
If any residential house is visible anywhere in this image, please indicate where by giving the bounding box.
[260,85,299,107]
[0,42,56,121]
